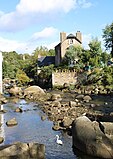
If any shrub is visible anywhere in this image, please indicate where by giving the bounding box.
[16,69,30,86]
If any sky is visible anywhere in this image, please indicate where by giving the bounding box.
[0,0,113,54]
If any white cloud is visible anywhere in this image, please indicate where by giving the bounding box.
[16,0,76,14]
[0,36,57,54]
[47,41,59,49]
[0,11,30,32]
[0,36,27,53]
[0,11,4,17]
[0,0,76,32]
[0,0,92,32]
[31,27,58,40]
[0,27,58,53]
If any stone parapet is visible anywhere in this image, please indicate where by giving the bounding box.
[52,69,77,86]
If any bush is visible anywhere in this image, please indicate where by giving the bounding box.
[16,69,30,86]
[101,66,113,86]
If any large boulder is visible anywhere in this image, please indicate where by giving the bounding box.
[24,86,45,96]
[9,86,22,96]
[72,116,113,159]
[24,86,46,101]
[0,142,45,159]
[24,86,45,94]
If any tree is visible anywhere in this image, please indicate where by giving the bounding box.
[16,69,30,86]
[64,46,83,66]
[80,49,91,64]
[100,51,110,66]
[48,49,55,56]
[33,46,48,58]
[101,66,113,86]
[102,22,113,57]
[38,65,54,88]
[88,38,102,66]
[2,51,23,79]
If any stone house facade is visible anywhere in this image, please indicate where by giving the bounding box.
[55,31,82,66]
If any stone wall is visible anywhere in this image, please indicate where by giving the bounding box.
[52,69,77,86]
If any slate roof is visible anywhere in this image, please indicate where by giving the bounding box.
[67,33,82,43]
[67,33,76,39]
[38,56,55,67]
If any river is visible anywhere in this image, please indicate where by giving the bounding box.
[1,95,112,159]
[0,98,77,159]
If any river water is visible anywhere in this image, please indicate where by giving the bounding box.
[1,96,112,159]
[0,98,77,159]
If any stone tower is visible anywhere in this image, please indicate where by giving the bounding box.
[60,32,66,42]
[76,31,82,43]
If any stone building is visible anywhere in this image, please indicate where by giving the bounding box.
[55,31,82,66]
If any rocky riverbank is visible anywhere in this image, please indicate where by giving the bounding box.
[1,84,113,158]
[14,85,113,133]
[3,85,113,132]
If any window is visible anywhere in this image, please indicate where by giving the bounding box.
[70,39,73,44]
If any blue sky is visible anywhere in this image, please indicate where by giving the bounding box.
[0,0,113,54]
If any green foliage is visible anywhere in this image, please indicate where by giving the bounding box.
[3,61,17,78]
[33,46,55,57]
[63,45,83,65]
[80,49,91,63]
[101,66,113,86]
[102,22,113,57]
[16,69,30,86]
[33,46,48,57]
[100,51,111,66]
[2,51,23,79]
[38,64,54,79]
[2,46,55,84]
[88,37,102,67]
[48,49,55,56]
[89,37,102,56]
[23,56,37,79]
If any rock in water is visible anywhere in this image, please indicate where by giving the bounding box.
[72,116,113,159]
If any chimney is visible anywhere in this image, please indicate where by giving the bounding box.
[76,31,82,43]
[60,32,66,42]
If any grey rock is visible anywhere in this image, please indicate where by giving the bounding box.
[72,116,113,159]
[0,142,45,159]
